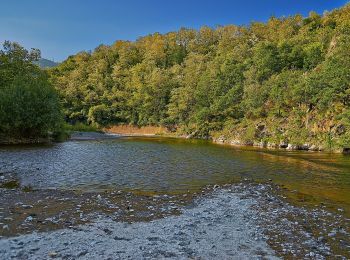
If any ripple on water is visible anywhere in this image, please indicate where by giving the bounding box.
[0,137,350,213]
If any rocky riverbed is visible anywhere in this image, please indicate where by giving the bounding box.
[0,176,349,259]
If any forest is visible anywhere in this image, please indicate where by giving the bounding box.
[2,4,350,149]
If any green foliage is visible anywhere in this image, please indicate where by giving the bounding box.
[49,4,350,147]
[88,104,113,126]
[0,41,62,140]
[63,122,100,132]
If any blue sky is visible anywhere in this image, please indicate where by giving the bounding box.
[0,0,347,61]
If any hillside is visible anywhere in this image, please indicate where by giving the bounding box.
[49,4,350,151]
[34,58,58,68]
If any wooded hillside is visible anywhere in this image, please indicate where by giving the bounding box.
[50,4,350,149]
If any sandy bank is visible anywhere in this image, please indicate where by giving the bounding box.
[105,125,169,136]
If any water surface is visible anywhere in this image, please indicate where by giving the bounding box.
[1,137,350,213]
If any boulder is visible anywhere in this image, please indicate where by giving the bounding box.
[309,145,319,151]
[279,142,288,149]
[286,144,298,150]
[299,144,310,150]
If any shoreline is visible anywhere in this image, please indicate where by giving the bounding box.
[75,130,348,154]
[2,128,348,154]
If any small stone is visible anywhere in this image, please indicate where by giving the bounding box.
[21,205,33,209]
[48,251,58,258]
[77,250,88,257]
[25,216,33,222]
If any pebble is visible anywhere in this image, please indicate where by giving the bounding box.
[25,216,33,222]
[21,205,33,209]
[48,251,58,258]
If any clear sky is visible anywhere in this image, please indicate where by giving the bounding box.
[0,0,347,61]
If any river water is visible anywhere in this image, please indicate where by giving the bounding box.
[1,136,350,214]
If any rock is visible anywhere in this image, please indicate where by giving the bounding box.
[215,136,226,143]
[267,142,278,148]
[253,141,267,148]
[328,231,336,237]
[21,205,33,209]
[186,131,198,139]
[2,225,9,230]
[342,147,350,155]
[299,144,310,150]
[256,124,265,132]
[25,216,34,222]
[335,124,346,135]
[309,145,319,151]
[244,141,254,146]
[230,140,241,145]
[77,250,88,257]
[279,142,288,149]
[48,251,58,258]
[286,144,298,150]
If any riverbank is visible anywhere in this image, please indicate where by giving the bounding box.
[106,125,169,136]
[102,124,349,153]
[0,179,349,258]
[2,125,347,154]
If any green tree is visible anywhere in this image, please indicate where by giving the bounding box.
[0,41,62,140]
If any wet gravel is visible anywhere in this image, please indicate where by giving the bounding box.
[0,187,277,259]
[231,183,350,259]
[0,174,349,259]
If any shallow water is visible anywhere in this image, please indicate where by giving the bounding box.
[1,137,350,213]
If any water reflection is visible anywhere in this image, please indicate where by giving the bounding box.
[0,137,349,213]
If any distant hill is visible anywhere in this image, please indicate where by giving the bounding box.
[34,58,59,68]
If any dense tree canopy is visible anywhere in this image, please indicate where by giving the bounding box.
[0,41,62,140]
[50,4,350,148]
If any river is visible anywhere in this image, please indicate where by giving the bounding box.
[1,136,349,215]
